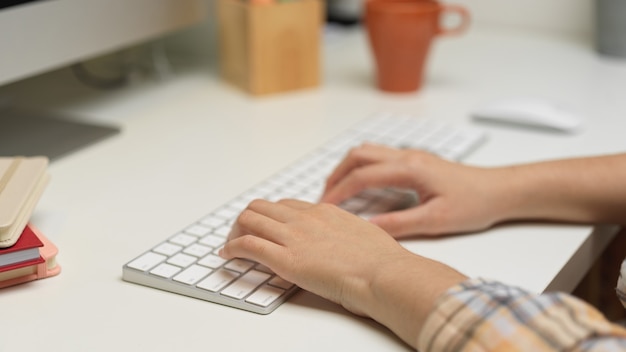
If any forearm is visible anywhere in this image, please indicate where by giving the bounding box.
[492,153,626,225]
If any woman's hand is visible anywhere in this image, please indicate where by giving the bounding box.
[220,198,467,348]
[321,143,511,238]
[221,198,406,315]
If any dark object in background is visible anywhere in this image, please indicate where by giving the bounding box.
[326,0,363,25]
[595,0,626,59]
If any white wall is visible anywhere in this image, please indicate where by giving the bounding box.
[452,0,593,38]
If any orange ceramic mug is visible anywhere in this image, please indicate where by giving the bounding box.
[365,0,470,92]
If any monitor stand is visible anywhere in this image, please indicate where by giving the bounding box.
[0,108,119,162]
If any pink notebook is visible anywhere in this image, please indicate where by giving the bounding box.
[0,224,61,289]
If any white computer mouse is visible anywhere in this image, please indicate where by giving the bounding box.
[471,97,583,133]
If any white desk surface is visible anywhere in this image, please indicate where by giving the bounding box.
[2,25,626,351]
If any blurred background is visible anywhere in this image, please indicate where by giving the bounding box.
[166,0,594,63]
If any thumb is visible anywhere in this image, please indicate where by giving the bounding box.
[369,204,444,238]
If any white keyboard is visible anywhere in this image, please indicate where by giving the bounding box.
[122,113,487,314]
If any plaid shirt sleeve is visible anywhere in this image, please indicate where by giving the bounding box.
[617,259,626,309]
[418,278,626,352]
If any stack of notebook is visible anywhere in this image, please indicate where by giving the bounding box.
[0,156,60,288]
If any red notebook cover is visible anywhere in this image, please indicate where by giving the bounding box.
[0,224,61,289]
[0,224,44,269]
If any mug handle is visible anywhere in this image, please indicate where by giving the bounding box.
[437,4,471,36]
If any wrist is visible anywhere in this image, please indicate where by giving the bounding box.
[363,250,467,348]
[486,165,539,223]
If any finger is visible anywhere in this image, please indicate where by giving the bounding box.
[245,198,305,223]
[323,143,399,196]
[369,205,441,238]
[227,199,313,242]
[322,161,416,204]
[277,198,314,209]
[219,235,289,276]
[228,205,290,244]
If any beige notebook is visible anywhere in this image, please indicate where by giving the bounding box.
[0,157,49,248]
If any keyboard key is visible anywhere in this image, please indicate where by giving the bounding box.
[199,234,226,248]
[254,264,274,274]
[340,197,369,213]
[227,199,249,212]
[197,254,228,269]
[153,242,182,256]
[246,285,285,307]
[127,252,166,271]
[200,216,225,229]
[269,276,294,290]
[169,233,196,247]
[150,263,182,278]
[213,225,231,237]
[197,268,239,292]
[184,243,213,257]
[173,264,212,285]
[224,258,255,273]
[185,224,211,237]
[214,207,239,220]
[167,253,197,268]
[221,270,271,300]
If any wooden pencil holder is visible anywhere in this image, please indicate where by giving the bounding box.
[216,0,324,95]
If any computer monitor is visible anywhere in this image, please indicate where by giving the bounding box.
[0,0,207,160]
